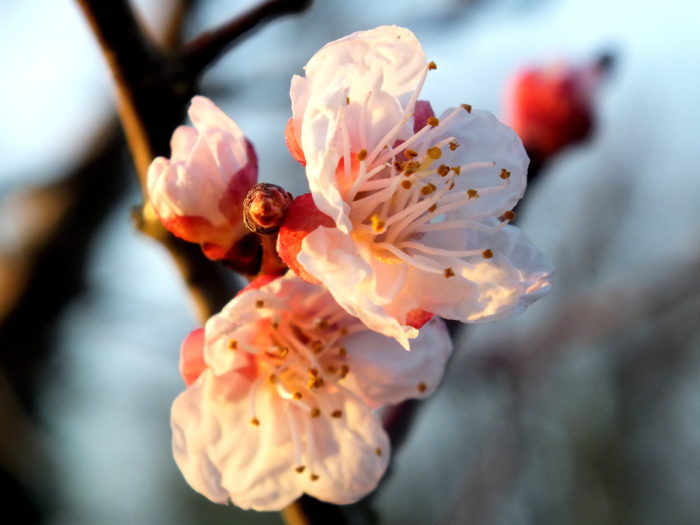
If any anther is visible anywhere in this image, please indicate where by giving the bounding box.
[340,327,349,336]
[293,391,303,400]
[250,417,260,426]
[278,347,289,358]
[255,300,264,308]
[427,147,442,160]
[417,382,427,393]
[316,319,329,330]
[500,168,511,180]
[331,410,342,418]
[268,374,277,383]
[375,448,383,457]
[405,149,418,159]
[357,149,368,161]
[427,116,440,127]
[428,61,437,70]
[500,210,517,222]
[444,268,455,279]
[452,166,461,175]
[311,340,324,353]
[428,204,437,213]
[228,340,238,350]
[437,164,450,176]
[310,407,321,418]
[394,160,406,172]
[338,347,347,357]
[310,474,320,482]
[482,249,494,259]
[295,466,306,474]
[449,141,460,151]
[346,96,350,105]
[461,103,472,113]
[448,182,455,190]
[371,214,385,232]
[340,365,350,378]
[401,180,413,189]
[421,183,437,196]
[326,365,338,374]
[467,189,479,199]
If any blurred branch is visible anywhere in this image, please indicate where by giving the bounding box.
[179,0,312,78]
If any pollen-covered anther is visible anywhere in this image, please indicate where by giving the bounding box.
[331,410,342,418]
[482,249,494,259]
[452,166,461,175]
[461,103,472,113]
[308,376,324,389]
[401,180,413,190]
[427,147,442,160]
[250,417,260,426]
[427,116,440,127]
[371,214,386,232]
[394,160,406,172]
[500,168,511,180]
[357,148,368,161]
[437,164,450,176]
[278,346,289,358]
[448,141,460,151]
[405,148,418,159]
[428,60,437,70]
[228,339,238,350]
[443,267,455,278]
[417,382,427,393]
[421,183,437,196]
[310,407,321,418]
[467,189,479,199]
[500,210,517,222]
[295,466,306,474]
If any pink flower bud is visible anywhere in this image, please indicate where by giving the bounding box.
[147,96,258,261]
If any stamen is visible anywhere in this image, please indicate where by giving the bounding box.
[421,183,437,195]
[340,365,350,379]
[500,168,511,180]
[296,466,306,473]
[467,189,479,199]
[405,149,418,158]
[444,268,455,278]
[357,149,368,161]
[398,241,486,258]
[310,407,321,418]
[461,103,472,113]
[482,249,494,259]
[310,474,320,481]
[401,180,413,189]
[500,210,516,222]
[449,141,460,151]
[427,147,442,160]
[338,347,347,357]
[428,61,437,70]
[375,448,383,457]
[255,300,264,308]
[418,382,427,393]
[426,116,440,127]
[452,166,461,175]
[293,391,303,400]
[371,214,385,233]
[228,340,238,350]
[437,164,450,176]
[250,418,260,426]
[331,410,342,418]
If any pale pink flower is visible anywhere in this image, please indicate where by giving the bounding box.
[147,96,258,261]
[171,273,451,510]
[280,26,553,348]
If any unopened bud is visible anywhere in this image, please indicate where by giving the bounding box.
[243,183,293,234]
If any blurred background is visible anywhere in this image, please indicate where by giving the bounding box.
[1,0,700,524]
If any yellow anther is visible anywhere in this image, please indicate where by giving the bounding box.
[461,103,472,113]
[338,347,348,357]
[437,164,450,176]
[310,474,320,481]
[500,168,511,180]
[357,148,368,161]
[331,410,342,418]
[371,214,385,232]
[375,448,383,457]
[444,267,455,278]
[405,149,418,159]
[278,346,289,358]
[427,116,440,127]
[405,160,420,172]
[452,166,461,175]
[250,417,260,426]
[401,180,413,190]
[417,382,427,393]
[293,391,302,400]
[449,141,460,151]
[310,407,321,418]
[501,210,517,222]
[482,249,494,259]
[295,466,306,473]
[255,300,264,308]
[428,204,437,213]
[467,189,479,199]
[228,340,238,350]
[428,61,437,70]
[427,147,442,160]
[421,183,437,196]
[308,376,324,389]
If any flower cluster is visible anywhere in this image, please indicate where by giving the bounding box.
[148,26,553,511]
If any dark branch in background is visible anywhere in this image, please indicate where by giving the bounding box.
[178,0,312,79]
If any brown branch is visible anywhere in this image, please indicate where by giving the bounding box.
[178,0,313,78]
